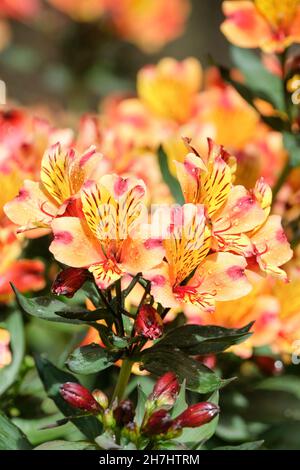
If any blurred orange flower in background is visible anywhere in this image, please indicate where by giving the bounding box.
[221,0,300,52]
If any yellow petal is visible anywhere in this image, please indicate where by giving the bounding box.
[251,215,293,279]
[4,180,57,232]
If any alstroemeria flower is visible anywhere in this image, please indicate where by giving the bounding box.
[175,138,266,255]
[137,57,202,123]
[4,143,104,233]
[221,0,300,52]
[0,328,11,368]
[0,226,45,302]
[145,204,251,312]
[249,214,293,280]
[50,175,165,289]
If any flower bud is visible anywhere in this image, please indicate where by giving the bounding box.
[143,409,174,436]
[174,402,219,428]
[135,305,163,340]
[113,399,135,426]
[60,382,101,413]
[92,389,109,409]
[52,267,88,298]
[149,372,180,409]
[254,356,284,376]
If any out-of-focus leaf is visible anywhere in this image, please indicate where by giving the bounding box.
[214,440,264,450]
[219,67,287,132]
[35,355,102,440]
[171,381,187,417]
[158,146,184,204]
[140,349,227,394]
[34,440,97,450]
[153,323,253,355]
[0,412,32,450]
[256,375,300,399]
[283,132,300,167]
[0,310,24,395]
[135,385,148,427]
[230,46,284,111]
[66,344,119,375]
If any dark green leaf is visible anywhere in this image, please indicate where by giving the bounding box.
[35,355,102,440]
[0,310,24,395]
[230,46,284,111]
[66,344,119,375]
[154,322,253,356]
[214,440,264,450]
[12,284,83,324]
[95,324,128,350]
[0,412,32,450]
[158,146,184,204]
[283,132,300,167]
[55,308,111,322]
[140,349,225,393]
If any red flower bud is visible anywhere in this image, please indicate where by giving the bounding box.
[52,268,88,298]
[174,402,219,428]
[143,409,174,436]
[135,305,163,340]
[60,382,101,413]
[149,372,180,408]
[113,399,135,426]
[254,356,284,376]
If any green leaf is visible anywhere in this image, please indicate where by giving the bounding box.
[158,146,184,204]
[35,355,102,440]
[135,385,148,427]
[12,284,83,324]
[34,440,97,450]
[95,432,122,450]
[66,344,119,375]
[219,67,286,132]
[140,349,224,394]
[0,310,24,395]
[95,324,128,351]
[171,381,187,417]
[0,412,32,450]
[214,440,264,450]
[230,46,284,111]
[153,322,253,356]
[256,375,300,399]
[283,132,300,167]
[177,391,219,449]
[55,308,111,323]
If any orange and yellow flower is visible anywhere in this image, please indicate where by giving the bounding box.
[4,143,104,233]
[221,0,300,52]
[50,175,165,289]
[137,57,202,124]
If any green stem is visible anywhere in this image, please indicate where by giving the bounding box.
[111,358,133,403]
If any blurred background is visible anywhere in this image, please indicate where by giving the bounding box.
[0,0,229,112]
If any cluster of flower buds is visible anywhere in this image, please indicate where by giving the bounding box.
[134,305,163,340]
[52,268,88,298]
[60,372,219,443]
[142,373,219,438]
